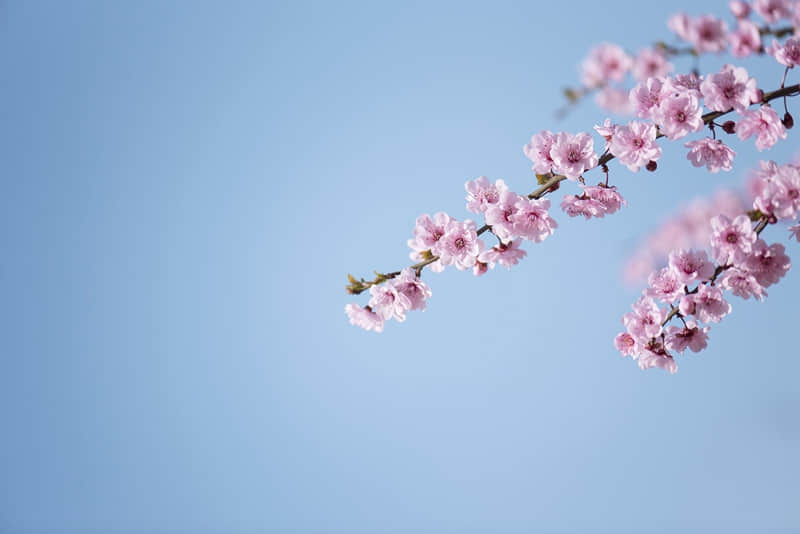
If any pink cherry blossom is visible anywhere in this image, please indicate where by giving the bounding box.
[614,332,639,357]
[653,92,704,140]
[484,190,522,242]
[743,240,791,287]
[752,161,800,220]
[523,131,556,175]
[560,194,606,219]
[789,224,800,241]
[632,48,673,82]
[730,20,761,57]
[473,260,489,277]
[610,121,661,172]
[594,119,617,150]
[771,37,800,67]
[665,319,709,353]
[581,43,632,87]
[718,267,768,300]
[668,13,692,41]
[560,184,625,219]
[687,15,729,53]
[549,132,599,180]
[700,64,758,113]
[623,296,666,341]
[729,0,751,18]
[345,304,385,332]
[630,77,670,119]
[668,73,703,98]
[684,138,736,173]
[679,284,731,323]
[709,214,758,265]
[436,219,483,271]
[478,239,527,270]
[368,282,412,322]
[393,268,432,311]
[736,106,788,151]
[644,266,685,303]
[465,176,509,214]
[753,0,793,23]
[510,197,557,242]
[408,212,453,272]
[668,248,715,285]
[637,343,678,374]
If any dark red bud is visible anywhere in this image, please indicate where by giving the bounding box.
[721,120,737,134]
[646,160,658,172]
[783,112,794,129]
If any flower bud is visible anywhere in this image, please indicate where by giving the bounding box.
[721,120,737,134]
[646,160,658,172]
[782,112,794,129]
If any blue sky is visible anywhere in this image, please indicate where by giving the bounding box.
[1,1,799,532]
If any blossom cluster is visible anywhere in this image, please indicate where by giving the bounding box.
[574,3,800,115]
[346,2,799,376]
[616,160,798,373]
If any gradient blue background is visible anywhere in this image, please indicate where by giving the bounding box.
[2,1,799,532]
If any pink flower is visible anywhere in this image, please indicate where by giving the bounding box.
[700,64,758,113]
[709,214,758,265]
[644,266,685,303]
[473,260,489,277]
[484,190,522,242]
[743,240,791,287]
[665,319,710,353]
[614,332,639,357]
[585,184,626,215]
[684,138,736,173]
[668,13,692,41]
[729,0,751,18]
[736,106,787,151]
[560,194,606,219]
[594,119,617,150]
[789,224,800,241]
[718,267,767,300]
[510,197,557,242]
[436,219,483,271]
[730,20,761,57]
[393,268,432,311]
[771,37,800,67]
[610,121,661,171]
[679,284,732,323]
[687,15,729,53]
[523,131,556,175]
[408,212,453,272]
[560,184,625,219]
[630,77,670,119]
[345,304,385,332]
[668,249,715,285]
[549,132,599,180]
[753,0,793,23]
[637,343,678,374]
[632,48,673,82]
[653,92,704,140]
[465,176,509,214]
[368,283,412,322]
[752,161,800,220]
[623,296,666,341]
[669,73,703,98]
[581,43,632,87]
[478,239,527,270]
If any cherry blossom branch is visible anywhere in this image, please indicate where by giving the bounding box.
[345,82,800,296]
